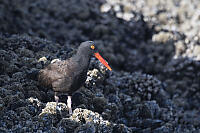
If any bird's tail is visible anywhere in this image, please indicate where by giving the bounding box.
[26,69,40,80]
[38,69,52,88]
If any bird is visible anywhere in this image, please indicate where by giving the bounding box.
[38,41,112,115]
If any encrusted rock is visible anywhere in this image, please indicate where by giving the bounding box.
[0,0,200,132]
[71,108,113,132]
[92,97,107,113]
[152,32,174,43]
[74,123,96,133]
[57,118,80,133]
[140,101,161,119]
[39,102,68,117]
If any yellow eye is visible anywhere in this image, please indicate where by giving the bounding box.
[91,45,95,49]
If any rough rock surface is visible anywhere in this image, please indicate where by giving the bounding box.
[0,0,200,132]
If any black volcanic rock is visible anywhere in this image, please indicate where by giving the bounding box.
[0,0,200,132]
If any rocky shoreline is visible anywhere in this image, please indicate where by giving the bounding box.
[0,0,200,132]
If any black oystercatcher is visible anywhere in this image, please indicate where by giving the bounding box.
[38,41,112,114]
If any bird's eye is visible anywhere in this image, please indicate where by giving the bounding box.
[90,45,95,50]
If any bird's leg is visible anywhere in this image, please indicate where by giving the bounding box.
[54,92,61,111]
[67,96,72,115]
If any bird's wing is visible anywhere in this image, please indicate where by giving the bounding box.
[38,60,77,91]
[38,62,67,87]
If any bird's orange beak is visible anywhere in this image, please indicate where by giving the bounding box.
[94,52,112,71]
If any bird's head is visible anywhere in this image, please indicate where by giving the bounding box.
[78,41,112,71]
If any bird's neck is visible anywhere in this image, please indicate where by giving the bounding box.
[72,51,91,69]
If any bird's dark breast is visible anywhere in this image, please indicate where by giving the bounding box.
[68,68,88,94]
[52,67,88,95]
